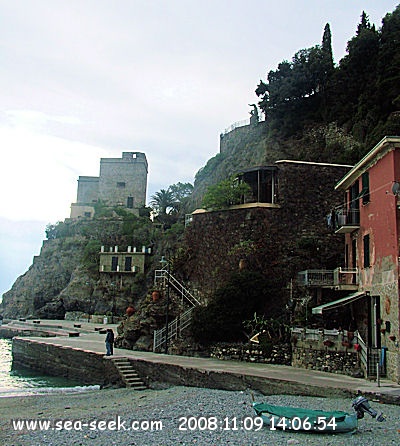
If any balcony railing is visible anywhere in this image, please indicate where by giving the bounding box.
[334,207,360,233]
[333,267,358,286]
[297,270,334,287]
[298,267,358,288]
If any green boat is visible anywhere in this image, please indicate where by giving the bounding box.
[253,396,384,434]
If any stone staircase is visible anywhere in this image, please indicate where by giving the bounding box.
[111,357,147,390]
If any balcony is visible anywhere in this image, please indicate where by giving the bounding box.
[334,208,360,234]
[298,267,358,290]
[297,269,334,287]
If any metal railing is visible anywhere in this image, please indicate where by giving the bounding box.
[356,332,386,378]
[153,307,194,352]
[297,267,358,287]
[292,328,386,379]
[297,270,334,287]
[153,269,201,352]
[222,119,250,134]
[335,207,360,227]
[154,269,201,307]
[333,267,358,286]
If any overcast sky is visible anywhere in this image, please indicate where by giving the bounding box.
[1,0,398,301]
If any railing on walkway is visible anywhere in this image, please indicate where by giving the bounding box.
[222,119,250,134]
[297,270,334,287]
[356,331,386,378]
[153,307,194,352]
[154,269,201,307]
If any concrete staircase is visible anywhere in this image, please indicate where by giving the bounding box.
[111,357,147,390]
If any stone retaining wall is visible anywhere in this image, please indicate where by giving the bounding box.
[209,342,291,365]
[292,347,362,376]
[12,337,121,386]
[291,331,362,377]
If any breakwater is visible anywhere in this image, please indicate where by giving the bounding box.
[12,337,121,387]
[10,336,350,399]
[5,321,400,406]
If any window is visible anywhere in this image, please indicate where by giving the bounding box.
[117,182,126,188]
[363,234,370,268]
[111,256,119,272]
[127,196,134,208]
[239,167,277,204]
[84,212,91,218]
[125,257,132,272]
[348,182,360,224]
[361,172,370,204]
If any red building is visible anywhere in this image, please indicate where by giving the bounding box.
[311,136,400,383]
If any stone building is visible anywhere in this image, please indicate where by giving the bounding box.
[70,152,148,218]
[99,245,150,274]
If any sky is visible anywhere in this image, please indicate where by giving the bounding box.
[0,0,399,301]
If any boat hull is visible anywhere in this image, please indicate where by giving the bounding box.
[253,402,358,434]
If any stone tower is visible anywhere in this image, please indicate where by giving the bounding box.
[70,152,148,218]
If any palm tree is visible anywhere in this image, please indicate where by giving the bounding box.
[150,189,174,216]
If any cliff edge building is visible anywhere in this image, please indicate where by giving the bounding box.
[70,152,148,218]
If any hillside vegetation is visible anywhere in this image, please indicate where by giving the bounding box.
[191,7,400,207]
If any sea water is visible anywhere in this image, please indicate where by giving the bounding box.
[0,338,100,397]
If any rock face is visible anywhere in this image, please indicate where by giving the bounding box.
[0,234,150,320]
[1,237,85,319]
[115,293,181,351]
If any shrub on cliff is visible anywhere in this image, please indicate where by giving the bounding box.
[191,271,266,344]
[201,176,251,210]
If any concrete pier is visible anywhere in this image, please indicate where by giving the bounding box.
[3,320,400,405]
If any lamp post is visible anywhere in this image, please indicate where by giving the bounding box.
[86,280,93,323]
[160,255,170,354]
[110,282,116,324]
[112,295,116,324]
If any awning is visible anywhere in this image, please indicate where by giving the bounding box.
[312,291,366,315]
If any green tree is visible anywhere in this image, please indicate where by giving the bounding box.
[374,6,400,136]
[201,176,251,210]
[169,182,194,214]
[256,23,336,134]
[150,189,175,216]
[81,240,102,273]
[327,12,379,142]
[357,11,373,35]
[322,23,334,72]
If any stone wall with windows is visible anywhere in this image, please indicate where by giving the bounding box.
[99,152,148,208]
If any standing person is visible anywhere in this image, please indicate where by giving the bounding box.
[105,328,114,356]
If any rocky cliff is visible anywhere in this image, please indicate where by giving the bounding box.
[0,215,158,320]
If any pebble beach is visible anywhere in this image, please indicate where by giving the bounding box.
[0,385,399,446]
